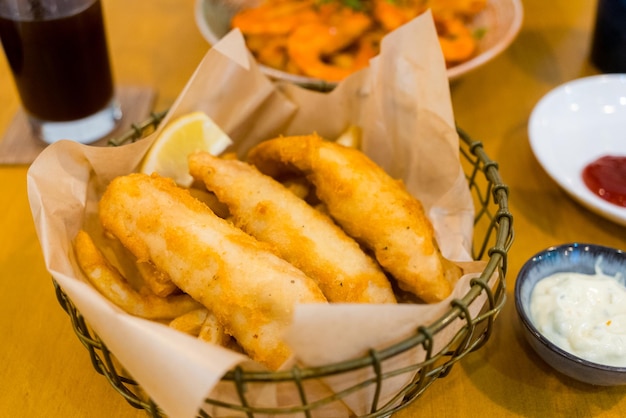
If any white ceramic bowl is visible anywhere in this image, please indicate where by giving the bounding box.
[194,0,523,88]
[515,243,626,386]
[528,74,626,226]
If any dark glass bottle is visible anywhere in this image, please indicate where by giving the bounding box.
[590,0,626,73]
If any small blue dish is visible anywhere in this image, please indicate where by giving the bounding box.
[515,242,626,386]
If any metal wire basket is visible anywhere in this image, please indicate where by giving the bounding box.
[54,113,514,417]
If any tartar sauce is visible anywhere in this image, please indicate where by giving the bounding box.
[530,268,626,367]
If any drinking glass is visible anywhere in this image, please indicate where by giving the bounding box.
[0,0,121,144]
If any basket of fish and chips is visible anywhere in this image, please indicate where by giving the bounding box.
[28,11,513,418]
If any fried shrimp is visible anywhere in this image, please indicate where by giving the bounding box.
[98,173,327,370]
[436,17,476,64]
[231,0,318,36]
[428,0,487,18]
[286,4,373,81]
[231,0,486,80]
[247,134,462,303]
[373,0,428,31]
[188,151,397,304]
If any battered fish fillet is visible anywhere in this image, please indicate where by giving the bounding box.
[188,151,396,304]
[247,134,462,303]
[98,173,327,370]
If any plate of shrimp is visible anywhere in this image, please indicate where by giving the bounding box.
[194,0,524,88]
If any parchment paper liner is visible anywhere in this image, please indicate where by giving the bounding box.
[28,12,495,418]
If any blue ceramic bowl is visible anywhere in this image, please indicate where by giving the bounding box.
[515,242,626,386]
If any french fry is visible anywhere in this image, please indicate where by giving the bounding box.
[74,230,202,320]
[169,309,209,336]
[198,310,231,346]
[169,307,239,351]
[135,260,178,297]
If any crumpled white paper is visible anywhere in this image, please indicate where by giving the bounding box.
[27,11,493,418]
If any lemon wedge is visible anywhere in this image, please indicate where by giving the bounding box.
[139,111,233,187]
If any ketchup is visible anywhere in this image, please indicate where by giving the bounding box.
[582,155,626,207]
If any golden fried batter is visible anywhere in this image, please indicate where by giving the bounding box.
[248,134,461,302]
[188,151,396,304]
[98,173,327,370]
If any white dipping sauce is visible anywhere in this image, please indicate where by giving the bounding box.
[530,267,626,367]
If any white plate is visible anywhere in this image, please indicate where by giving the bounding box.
[194,0,523,86]
[528,74,626,226]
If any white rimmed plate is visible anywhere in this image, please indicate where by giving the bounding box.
[528,74,626,226]
[194,0,524,86]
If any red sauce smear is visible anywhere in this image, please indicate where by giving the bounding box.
[582,155,626,207]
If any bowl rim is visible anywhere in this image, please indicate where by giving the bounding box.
[447,0,524,80]
[514,242,626,372]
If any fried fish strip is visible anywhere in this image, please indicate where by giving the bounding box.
[74,230,202,319]
[247,134,462,303]
[98,173,327,370]
[189,151,396,304]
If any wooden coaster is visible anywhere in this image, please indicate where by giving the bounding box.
[0,85,157,165]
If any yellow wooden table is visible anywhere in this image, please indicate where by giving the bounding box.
[1,0,625,416]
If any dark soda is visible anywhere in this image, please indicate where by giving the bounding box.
[0,0,114,122]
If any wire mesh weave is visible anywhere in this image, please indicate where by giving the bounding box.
[54,113,514,417]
